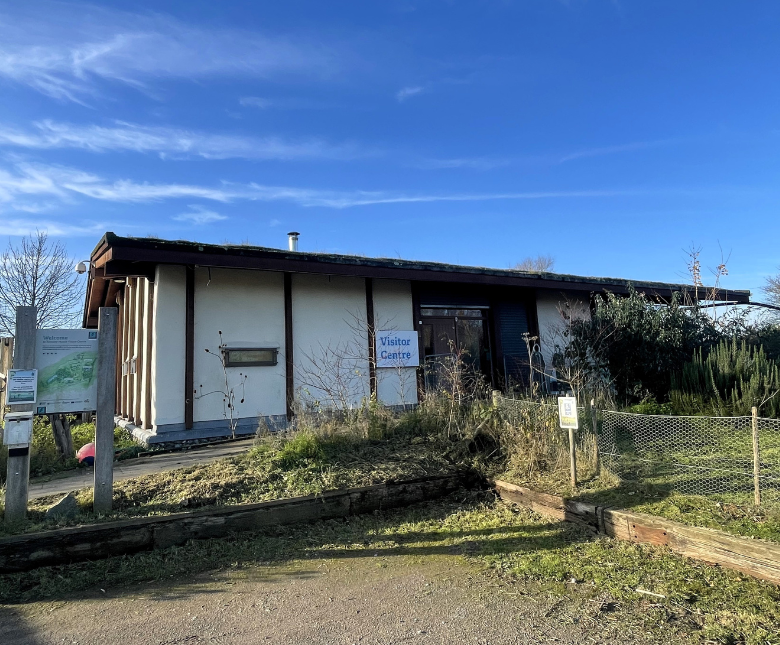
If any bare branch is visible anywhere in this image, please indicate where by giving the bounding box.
[0,231,84,336]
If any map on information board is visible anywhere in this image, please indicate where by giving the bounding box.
[35,329,99,414]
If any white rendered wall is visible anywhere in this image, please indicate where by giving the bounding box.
[536,290,591,365]
[292,274,370,409]
[193,268,286,423]
[151,265,187,428]
[373,279,418,406]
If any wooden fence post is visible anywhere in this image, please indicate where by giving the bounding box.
[590,398,601,477]
[94,307,118,514]
[4,306,36,524]
[492,389,501,408]
[752,406,761,507]
[569,426,577,489]
[0,337,13,414]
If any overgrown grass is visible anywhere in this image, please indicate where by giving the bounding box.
[1,492,778,644]
[0,418,470,536]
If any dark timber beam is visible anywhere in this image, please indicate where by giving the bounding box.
[284,272,294,422]
[365,278,377,398]
[184,266,195,430]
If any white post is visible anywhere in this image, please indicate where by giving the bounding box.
[4,306,36,524]
[94,307,118,514]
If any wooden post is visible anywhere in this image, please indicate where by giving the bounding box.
[752,406,761,507]
[492,389,501,407]
[0,337,14,413]
[94,307,117,514]
[4,306,36,524]
[568,426,577,489]
[590,398,600,476]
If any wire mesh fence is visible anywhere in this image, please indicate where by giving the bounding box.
[495,395,600,485]
[600,410,780,505]
[495,394,780,506]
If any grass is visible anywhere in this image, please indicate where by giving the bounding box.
[1,491,778,644]
[1,425,467,536]
[495,400,780,544]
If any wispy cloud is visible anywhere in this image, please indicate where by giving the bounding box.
[173,205,228,225]
[558,139,680,163]
[396,86,424,102]
[239,97,274,109]
[0,120,366,161]
[0,217,107,237]
[238,96,334,110]
[0,5,339,102]
[0,159,641,212]
[415,156,512,171]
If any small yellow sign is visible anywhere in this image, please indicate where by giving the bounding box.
[558,396,578,429]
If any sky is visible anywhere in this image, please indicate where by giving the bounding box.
[0,1,779,298]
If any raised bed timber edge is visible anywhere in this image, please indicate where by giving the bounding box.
[494,479,780,586]
[0,474,471,573]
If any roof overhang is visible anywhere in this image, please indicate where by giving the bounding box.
[82,233,752,327]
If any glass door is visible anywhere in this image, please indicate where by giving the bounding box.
[420,308,492,390]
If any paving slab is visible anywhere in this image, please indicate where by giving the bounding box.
[28,439,255,500]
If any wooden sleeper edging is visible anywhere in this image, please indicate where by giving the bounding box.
[0,474,467,573]
[493,479,780,586]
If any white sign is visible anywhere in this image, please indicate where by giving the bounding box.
[7,369,38,404]
[35,329,99,414]
[376,330,419,368]
[558,396,579,430]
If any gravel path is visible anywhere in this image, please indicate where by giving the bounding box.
[1,554,689,644]
[28,439,255,500]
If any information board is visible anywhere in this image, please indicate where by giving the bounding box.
[7,369,38,404]
[376,331,420,368]
[558,396,579,430]
[35,329,98,414]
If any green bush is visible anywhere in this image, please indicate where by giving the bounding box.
[624,400,675,416]
[671,337,780,417]
[566,289,722,405]
[273,432,325,468]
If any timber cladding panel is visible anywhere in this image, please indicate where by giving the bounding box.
[0,475,467,573]
[494,480,780,586]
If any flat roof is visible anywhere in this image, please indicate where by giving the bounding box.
[83,232,751,326]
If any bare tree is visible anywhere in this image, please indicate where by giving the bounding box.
[0,231,85,459]
[0,231,83,337]
[514,255,555,273]
[765,271,780,308]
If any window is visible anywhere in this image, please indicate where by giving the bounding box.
[420,307,486,318]
[222,347,278,367]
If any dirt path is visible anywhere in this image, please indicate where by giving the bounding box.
[28,439,255,500]
[1,554,687,645]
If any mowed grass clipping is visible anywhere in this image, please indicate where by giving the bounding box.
[3,429,465,536]
[1,492,779,645]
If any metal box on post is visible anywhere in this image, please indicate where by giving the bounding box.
[3,411,34,447]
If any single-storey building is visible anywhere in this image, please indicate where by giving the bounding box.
[81,232,749,445]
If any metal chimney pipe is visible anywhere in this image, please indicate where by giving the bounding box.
[287,231,300,252]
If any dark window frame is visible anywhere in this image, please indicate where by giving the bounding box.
[222,347,279,367]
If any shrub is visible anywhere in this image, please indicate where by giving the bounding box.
[671,337,780,417]
[566,289,721,404]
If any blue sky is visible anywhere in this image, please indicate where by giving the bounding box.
[0,1,778,298]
